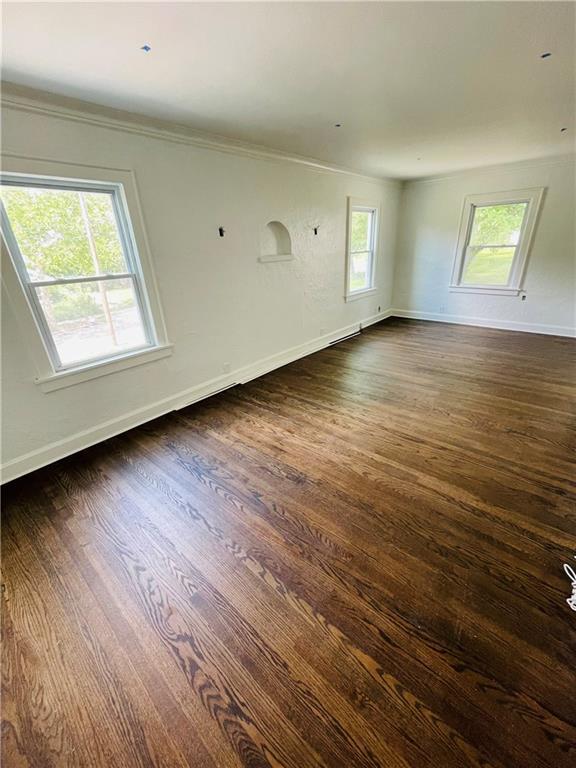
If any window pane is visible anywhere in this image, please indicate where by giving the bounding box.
[351,210,372,252]
[35,278,148,367]
[0,185,127,280]
[349,251,371,292]
[462,246,516,285]
[469,203,527,247]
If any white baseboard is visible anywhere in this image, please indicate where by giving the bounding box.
[390,308,576,338]
[361,308,393,328]
[1,310,393,484]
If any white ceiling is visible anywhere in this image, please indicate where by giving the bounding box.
[2,2,575,179]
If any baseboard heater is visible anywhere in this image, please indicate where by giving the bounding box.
[177,327,361,411]
[329,329,361,345]
[176,382,238,411]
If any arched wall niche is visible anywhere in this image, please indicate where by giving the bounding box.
[259,220,294,262]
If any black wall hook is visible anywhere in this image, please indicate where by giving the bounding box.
[218,227,225,237]
[313,226,319,235]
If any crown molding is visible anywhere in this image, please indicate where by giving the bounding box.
[3,82,568,187]
[1,82,400,187]
[406,153,576,186]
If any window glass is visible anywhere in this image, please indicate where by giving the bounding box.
[348,206,376,294]
[469,203,527,246]
[462,203,528,286]
[36,278,147,367]
[350,251,370,292]
[0,179,154,370]
[462,247,516,285]
[351,210,372,252]
[0,186,126,279]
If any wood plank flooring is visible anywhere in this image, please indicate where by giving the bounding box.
[2,318,575,768]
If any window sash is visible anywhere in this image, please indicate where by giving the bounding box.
[350,249,374,267]
[351,246,375,255]
[351,209,375,253]
[0,175,157,371]
[461,245,517,287]
[459,205,522,288]
[29,273,134,288]
[30,275,150,369]
[465,243,520,250]
[349,249,374,291]
[451,191,544,292]
[348,205,377,294]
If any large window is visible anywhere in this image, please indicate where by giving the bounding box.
[451,188,544,294]
[346,200,378,299]
[1,174,159,372]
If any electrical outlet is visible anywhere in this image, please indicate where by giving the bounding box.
[439,304,446,313]
[222,362,231,374]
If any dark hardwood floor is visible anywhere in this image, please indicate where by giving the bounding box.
[2,318,575,768]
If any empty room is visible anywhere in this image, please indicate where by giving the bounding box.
[1,2,575,767]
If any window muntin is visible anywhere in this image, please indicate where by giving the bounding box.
[461,202,528,286]
[0,176,157,371]
[348,205,377,294]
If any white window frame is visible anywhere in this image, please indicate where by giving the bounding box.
[450,187,545,295]
[345,197,379,301]
[0,156,171,392]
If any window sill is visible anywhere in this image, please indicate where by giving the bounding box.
[35,343,174,393]
[345,287,378,302]
[449,285,521,296]
[258,254,295,263]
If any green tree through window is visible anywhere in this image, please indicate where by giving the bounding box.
[0,187,125,280]
[463,202,527,285]
[1,179,153,368]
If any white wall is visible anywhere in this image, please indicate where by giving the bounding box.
[2,92,574,483]
[393,156,576,335]
[1,97,400,480]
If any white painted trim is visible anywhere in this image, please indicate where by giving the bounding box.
[13,304,573,483]
[345,197,380,298]
[409,154,576,185]
[450,187,545,293]
[361,308,393,328]
[3,87,572,186]
[390,308,576,338]
[345,287,378,302]
[0,156,171,382]
[257,254,295,263]
[1,84,398,186]
[0,311,393,483]
[449,286,521,296]
[36,344,174,393]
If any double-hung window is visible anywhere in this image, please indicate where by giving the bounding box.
[450,188,544,294]
[346,199,378,299]
[1,172,164,378]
